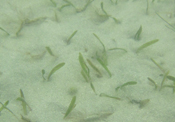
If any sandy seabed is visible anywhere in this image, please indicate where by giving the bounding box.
[0,0,175,122]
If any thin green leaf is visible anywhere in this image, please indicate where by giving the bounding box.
[17,89,32,115]
[93,33,108,65]
[93,33,106,52]
[64,96,76,119]
[100,93,121,100]
[79,53,90,80]
[115,81,137,91]
[148,77,158,90]
[20,89,24,98]
[81,70,89,82]
[163,85,175,88]
[66,30,78,45]
[16,97,32,112]
[165,25,175,32]
[136,39,159,53]
[20,89,27,115]
[23,17,46,25]
[156,12,175,32]
[163,85,175,93]
[111,17,120,24]
[42,69,46,80]
[47,62,65,80]
[79,0,94,12]
[87,59,102,77]
[96,51,108,66]
[0,100,9,112]
[134,25,142,40]
[166,76,175,93]
[0,26,10,35]
[101,2,109,16]
[63,0,76,10]
[16,21,24,36]
[163,84,175,93]
[150,58,165,73]
[45,46,55,56]
[90,82,97,94]
[160,71,170,90]
[59,4,71,11]
[0,101,19,120]
[97,58,112,77]
[167,75,175,82]
[121,81,137,88]
[108,47,127,52]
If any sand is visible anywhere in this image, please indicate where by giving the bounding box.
[0,0,175,122]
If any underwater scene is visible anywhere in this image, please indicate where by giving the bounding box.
[0,0,175,122]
